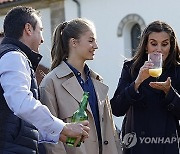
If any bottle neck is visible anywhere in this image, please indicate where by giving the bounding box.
[80,96,88,110]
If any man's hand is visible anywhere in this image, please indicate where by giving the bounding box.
[59,120,90,145]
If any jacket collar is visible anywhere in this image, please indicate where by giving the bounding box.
[65,60,91,78]
[1,37,42,71]
[54,61,103,81]
[54,61,73,78]
[54,61,109,117]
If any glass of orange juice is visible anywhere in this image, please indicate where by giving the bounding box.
[148,52,162,78]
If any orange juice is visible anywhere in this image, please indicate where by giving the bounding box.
[149,68,162,77]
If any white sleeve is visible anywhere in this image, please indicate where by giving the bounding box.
[0,51,65,143]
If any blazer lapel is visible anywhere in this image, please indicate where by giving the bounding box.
[62,76,83,102]
[92,78,109,118]
[62,76,93,115]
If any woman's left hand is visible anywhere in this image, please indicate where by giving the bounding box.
[149,77,171,95]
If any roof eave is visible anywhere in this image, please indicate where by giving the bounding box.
[0,0,37,9]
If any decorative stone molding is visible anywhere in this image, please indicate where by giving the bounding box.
[117,14,146,37]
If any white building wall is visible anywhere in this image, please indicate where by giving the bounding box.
[38,8,52,68]
[64,0,180,128]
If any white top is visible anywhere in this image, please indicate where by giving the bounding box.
[0,51,65,143]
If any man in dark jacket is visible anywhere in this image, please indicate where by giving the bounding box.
[0,6,89,154]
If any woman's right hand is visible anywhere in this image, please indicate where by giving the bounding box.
[134,61,153,91]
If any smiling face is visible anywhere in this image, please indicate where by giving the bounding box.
[146,32,170,62]
[20,13,44,53]
[30,14,44,53]
[70,29,98,62]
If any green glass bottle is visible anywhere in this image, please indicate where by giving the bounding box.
[66,92,89,147]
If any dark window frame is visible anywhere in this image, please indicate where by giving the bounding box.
[131,23,141,56]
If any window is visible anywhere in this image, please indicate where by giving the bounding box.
[117,14,145,58]
[131,23,141,56]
